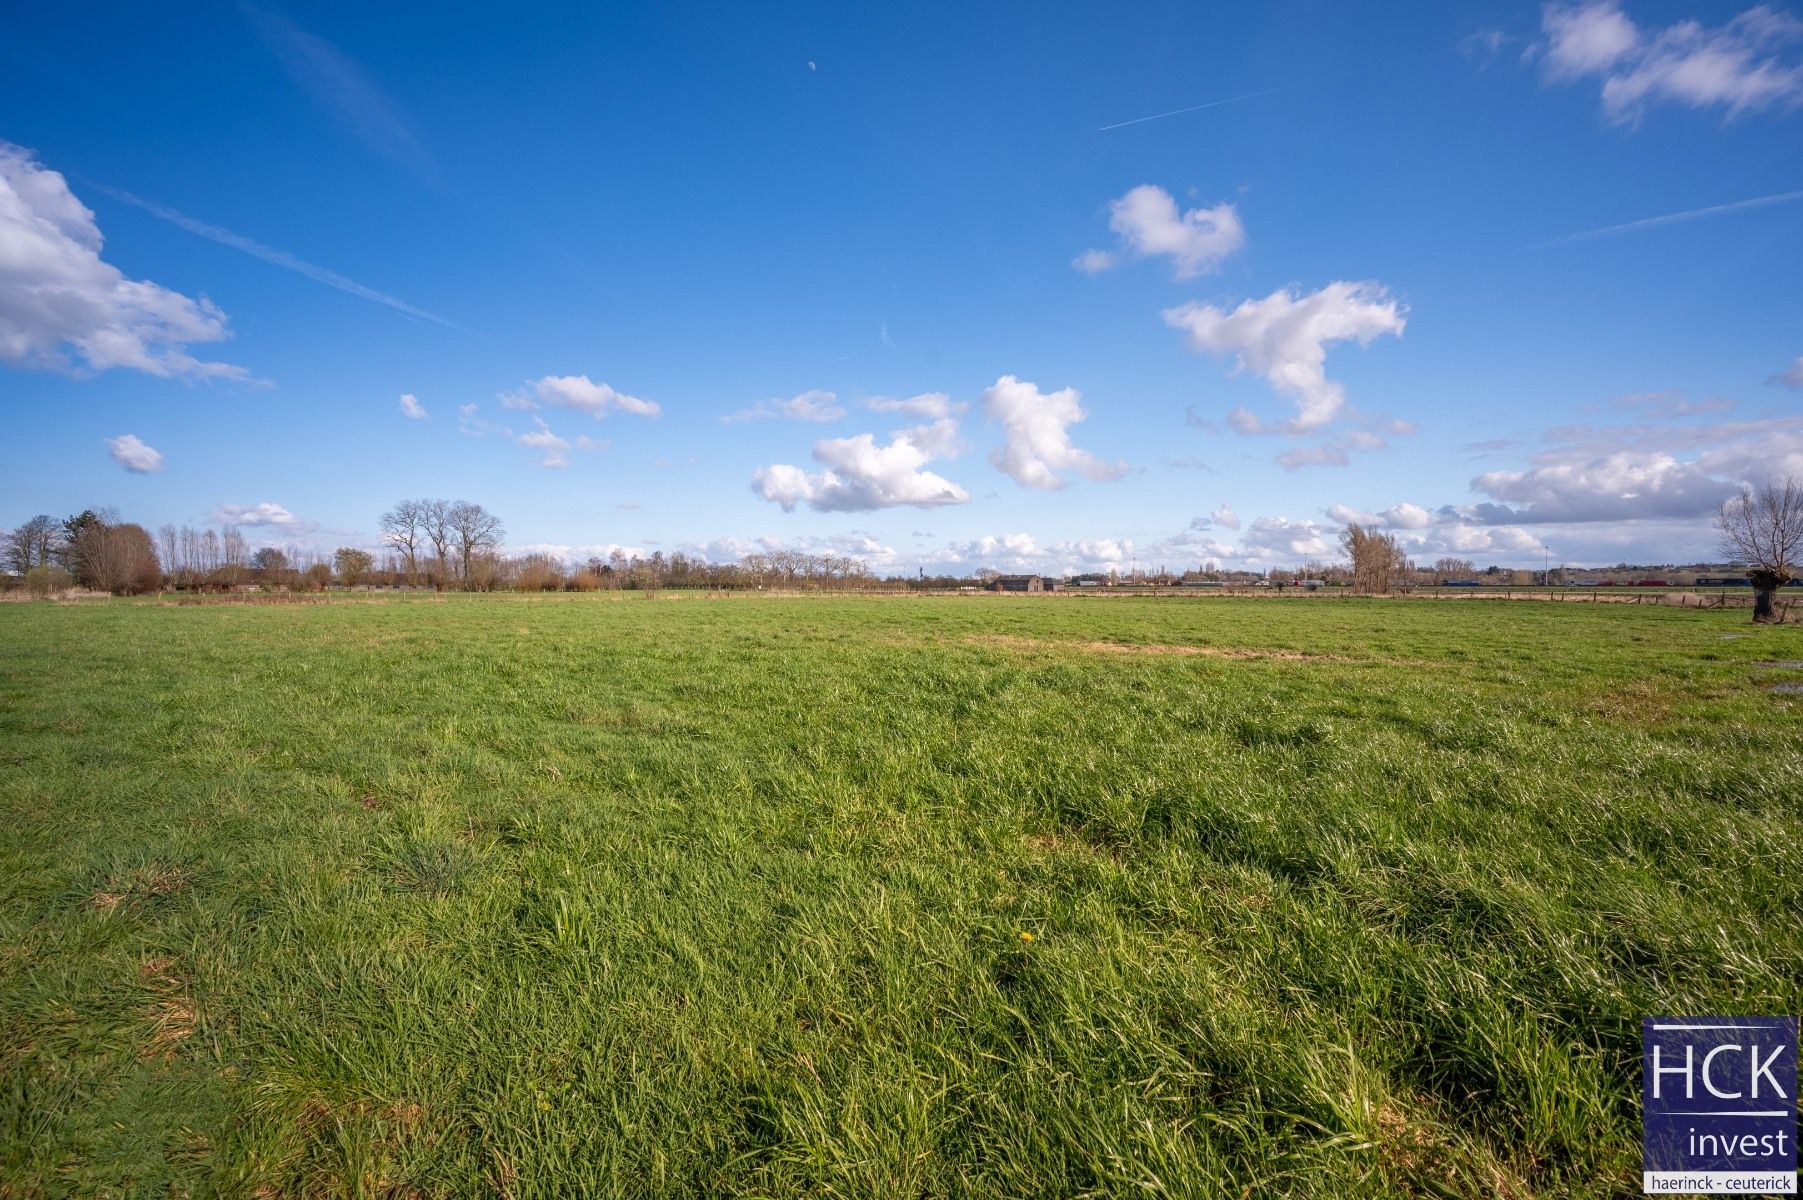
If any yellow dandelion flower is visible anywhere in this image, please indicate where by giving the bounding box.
[1018,931,1034,943]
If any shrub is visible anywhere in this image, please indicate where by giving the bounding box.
[24,565,74,597]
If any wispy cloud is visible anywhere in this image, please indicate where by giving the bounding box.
[1097,56,1428,131]
[241,1,438,179]
[1537,1,1803,124]
[97,185,455,327]
[722,389,845,423]
[1530,187,1803,248]
[502,375,661,419]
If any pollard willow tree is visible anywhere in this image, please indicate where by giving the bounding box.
[1717,478,1803,624]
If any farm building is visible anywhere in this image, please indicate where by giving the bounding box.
[991,575,1044,593]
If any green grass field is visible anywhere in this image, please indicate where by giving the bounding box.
[3,594,1800,1198]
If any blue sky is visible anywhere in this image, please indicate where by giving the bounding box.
[3,0,1801,573]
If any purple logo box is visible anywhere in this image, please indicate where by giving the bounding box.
[1643,1017,1797,1193]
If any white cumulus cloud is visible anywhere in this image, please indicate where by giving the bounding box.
[1324,501,1431,528]
[0,141,247,380]
[1539,2,1803,122]
[1163,282,1406,433]
[1774,355,1803,389]
[508,541,645,564]
[1212,502,1241,530]
[1077,184,1245,279]
[106,433,164,473]
[1470,450,1738,523]
[212,501,306,528]
[933,532,1138,575]
[982,374,1128,490]
[398,392,427,419]
[1383,501,1433,529]
[1238,516,1336,562]
[753,423,971,512]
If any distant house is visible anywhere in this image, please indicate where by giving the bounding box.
[992,575,1044,593]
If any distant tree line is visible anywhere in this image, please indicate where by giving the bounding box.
[504,548,880,593]
[10,489,1796,601]
[0,499,892,597]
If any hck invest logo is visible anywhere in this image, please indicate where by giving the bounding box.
[1643,1017,1798,1195]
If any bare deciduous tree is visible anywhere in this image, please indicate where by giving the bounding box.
[379,499,505,590]
[1340,524,1410,594]
[221,528,249,588]
[5,515,61,573]
[447,501,504,588]
[379,500,426,585]
[422,499,454,589]
[1718,478,1803,623]
[157,524,180,586]
[1431,556,1475,583]
[66,519,160,594]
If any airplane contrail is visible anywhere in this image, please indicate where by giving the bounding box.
[95,184,457,328]
[1098,57,1430,132]
[1530,189,1803,248]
